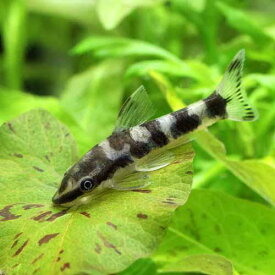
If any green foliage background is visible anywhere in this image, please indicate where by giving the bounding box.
[0,0,275,274]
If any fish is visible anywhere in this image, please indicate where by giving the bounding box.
[52,49,258,207]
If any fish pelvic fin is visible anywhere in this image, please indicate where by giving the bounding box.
[214,49,258,122]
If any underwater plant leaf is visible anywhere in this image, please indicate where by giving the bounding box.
[160,254,234,275]
[61,61,125,154]
[216,2,272,44]
[96,0,164,30]
[151,70,275,205]
[0,88,84,154]
[197,130,275,205]
[0,109,194,275]
[118,258,157,275]
[71,36,181,62]
[154,189,275,275]
[126,59,215,85]
[26,0,97,25]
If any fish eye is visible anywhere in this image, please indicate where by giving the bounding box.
[80,178,95,192]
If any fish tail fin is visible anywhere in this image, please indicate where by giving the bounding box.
[215,49,258,121]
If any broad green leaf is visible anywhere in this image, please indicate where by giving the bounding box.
[154,189,275,275]
[71,36,181,62]
[0,109,194,274]
[150,71,275,205]
[0,89,61,125]
[0,88,83,152]
[96,0,164,30]
[61,61,125,154]
[216,2,272,44]
[160,254,234,275]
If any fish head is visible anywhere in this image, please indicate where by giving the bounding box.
[52,157,105,207]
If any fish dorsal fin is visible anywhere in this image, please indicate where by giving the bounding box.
[114,86,155,132]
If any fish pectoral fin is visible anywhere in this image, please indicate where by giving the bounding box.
[111,170,151,190]
[135,149,175,172]
[113,86,156,132]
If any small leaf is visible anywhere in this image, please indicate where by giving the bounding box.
[0,109,194,274]
[71,36,181,62]
[154,189,275,275]
[96,0,164,30]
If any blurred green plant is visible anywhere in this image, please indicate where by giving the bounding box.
[0,0,275,274]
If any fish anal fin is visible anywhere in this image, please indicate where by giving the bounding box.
[111,169,151,190]
[135,149,175,172]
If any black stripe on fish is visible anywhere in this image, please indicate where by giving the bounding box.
[53,188,83,204]
[170,110,201,139]
[108,132,127,151]
[142,120,169,147]
[94,155,134,183]
[128,139,151,158]
[108,130,152,159]
[204,92,227,118]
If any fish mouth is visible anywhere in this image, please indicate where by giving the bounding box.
[52,188,83,206]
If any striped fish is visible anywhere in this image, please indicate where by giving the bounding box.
[52,50,257,206]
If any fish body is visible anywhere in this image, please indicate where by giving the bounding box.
[52,50,257,206]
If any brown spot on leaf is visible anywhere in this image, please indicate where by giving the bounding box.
[98,232,121,255]
[56,257,61,262]
[7,122,16,133]
[162,200,177,205]
[38,233,59,246]
[80,212,90,218]
[13,239,29,257]
[11,239,19,248]
[65,133,70,137]
[0,204,21,221]
[45,122,51,129]
[214,247,222,253]
[46,210,67,222]
[185,170,193,175]
[106,222,117,230]
[32,211,52,221]
[215,224,221,235]
[137,213,148,219]
[59,249,64,254]
[14,232,23,239]
[33,268,40,274]
[95,243,101,254]
[23,204,44,210]
[32,253,44,264]
[60,263,70,272]
[12,263,19,268]
[33,166,44,172]
[131,189,152,193]
[44,155,50,162]
[14,153,23,158]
